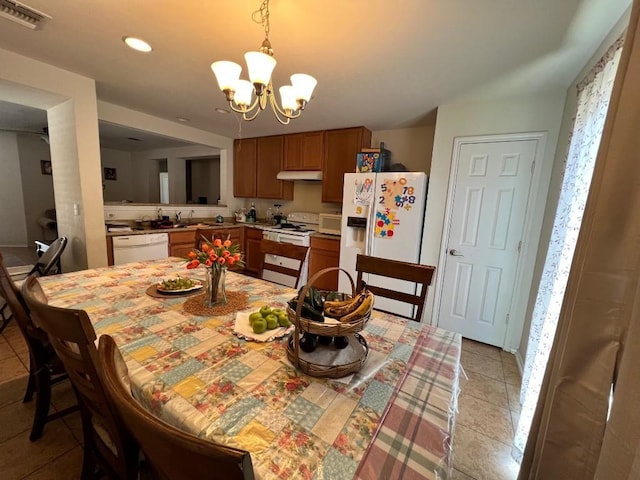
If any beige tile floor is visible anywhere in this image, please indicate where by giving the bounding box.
[0,313,523,479]
[452,338,523,480]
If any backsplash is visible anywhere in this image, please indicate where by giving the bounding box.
[104,203,231,222]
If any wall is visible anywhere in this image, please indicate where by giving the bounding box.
[422,91,567,352]
[16,134,55,244]
[0,47,104,271]
[371,125,436,173]
[0,132,28,246]
[101,148,135,202]
[517,8,632,358]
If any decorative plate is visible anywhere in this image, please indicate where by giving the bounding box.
[233,310,293,342]
[156,279,203,294]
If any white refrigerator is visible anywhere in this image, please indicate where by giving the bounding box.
[339,172,428,319]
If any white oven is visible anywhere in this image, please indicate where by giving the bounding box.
[261,212,318,288]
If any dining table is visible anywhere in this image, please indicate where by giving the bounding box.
[38,257,462,480]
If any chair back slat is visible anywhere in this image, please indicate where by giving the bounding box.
[21,275,138,479]
[259,239,309,289]
[356,254,435,322]
[98,334,255,480]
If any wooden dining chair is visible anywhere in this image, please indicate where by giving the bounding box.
[0,253,77,441]
[259,238,309,289]
[97,334,255,480]
[21,275,139,480]
[355,254,435,322]
[194,228,214,249]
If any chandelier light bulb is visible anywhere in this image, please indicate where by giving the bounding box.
[291,74,317,103]
[244,51,277,90]
[234,80,255,108]
[211,61,242,93]
[279,85,298,112]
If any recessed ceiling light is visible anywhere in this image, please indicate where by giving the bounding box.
[215,108,230,114]
[123,36,152,53]
[176,117,190,122]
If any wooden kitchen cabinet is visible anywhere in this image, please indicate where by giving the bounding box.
[283,131,324,171]
[169,230,197,258]
[233,136,293,200]
[308,236,341,291]
[256,136,293,199]
[322,127,372,203]
[233,138,257,198]
[244,227,263,275]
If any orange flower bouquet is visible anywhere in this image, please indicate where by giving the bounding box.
[186,236,245,307]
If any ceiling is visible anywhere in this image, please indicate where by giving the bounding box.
[0,0,632,147]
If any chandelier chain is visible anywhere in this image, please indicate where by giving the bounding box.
[252,0,270,40]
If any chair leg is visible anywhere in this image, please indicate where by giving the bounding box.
[29,367,52,441]
[23,355,37,403]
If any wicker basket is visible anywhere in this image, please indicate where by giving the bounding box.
[286,267,371,378]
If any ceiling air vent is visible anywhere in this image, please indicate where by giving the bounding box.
[0,0,51,30]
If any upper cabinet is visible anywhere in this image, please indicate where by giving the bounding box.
[233,138,257,198]
[233,126,370,203]
[256,136,293,200]
[283,131,324,171]
[233,136,293,200]
[322,127,372,204]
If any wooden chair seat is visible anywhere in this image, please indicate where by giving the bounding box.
[21,275,139,479]
[355,254,435,322]
[259,239,309,289]
[98,334,255,480]
[0,253,77,441]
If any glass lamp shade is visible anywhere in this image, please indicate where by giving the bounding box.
[211,61,242,92]
[291,73,317,101]
[234,79,254,107]
[244,51,277,86]
[279,85,298,112]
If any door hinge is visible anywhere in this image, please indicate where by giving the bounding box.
[506,313,510,325]
[531,161,535,175]
[517,240,522,253]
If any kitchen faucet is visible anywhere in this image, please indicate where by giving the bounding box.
[157,207,163,219]
[176,211,182,222]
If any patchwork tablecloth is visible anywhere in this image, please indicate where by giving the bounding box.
[40,258,461,479]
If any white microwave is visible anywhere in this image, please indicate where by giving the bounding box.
[318,213,342,236]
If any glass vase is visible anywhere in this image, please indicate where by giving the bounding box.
[204,266,227,307]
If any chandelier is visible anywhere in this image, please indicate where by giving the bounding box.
[210,0,317,125]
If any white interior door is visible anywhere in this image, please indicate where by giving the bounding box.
[437,139,537,346]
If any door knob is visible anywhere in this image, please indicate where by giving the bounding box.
[449,249,464,257]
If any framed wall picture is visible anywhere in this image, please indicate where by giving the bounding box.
[104,167,117,181]
[40,160,52,175]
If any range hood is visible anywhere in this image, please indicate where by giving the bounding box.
[276,171,323,181]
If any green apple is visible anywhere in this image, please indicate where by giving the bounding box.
[277,312,291,327]
[265,314,279,330]
[272,308,285,316]
[259,305,272,317]
[252,317,267,334]
[249,312,263,326]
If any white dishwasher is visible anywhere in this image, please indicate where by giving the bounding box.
[112,233,169,265]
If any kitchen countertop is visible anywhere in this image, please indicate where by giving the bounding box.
[105,222,340,238]
[106,222,271,237]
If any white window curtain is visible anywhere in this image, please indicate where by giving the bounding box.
[512,37,624,463]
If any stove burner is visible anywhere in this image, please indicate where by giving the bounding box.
[277,223,312,232]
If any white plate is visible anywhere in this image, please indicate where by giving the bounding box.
[156,279,203,294]
[234,310,293,342]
